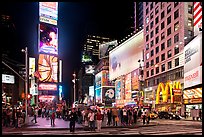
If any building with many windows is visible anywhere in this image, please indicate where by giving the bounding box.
[143,2,194,112]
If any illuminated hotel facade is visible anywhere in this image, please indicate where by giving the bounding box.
[143,2,198,114]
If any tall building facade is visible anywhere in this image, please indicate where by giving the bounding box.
[83,35,111,64]
[134,2,143,33]
[143,2,194,112]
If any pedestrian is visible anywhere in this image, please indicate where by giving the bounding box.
[142,109,146,125]
[115,115,119,126]
[112,108,118,126]
[107,109,112,126]
[42,107,45,118]
[133,109,137,124]
[31,107,38,123]
[69,108,77,133]
[77,108,82,124]
[122,108,127,126]
[146,109,150,124]
[120,108,123,124]
[96,109,103,132]
[88,110,95,131]
[50,107,56,127]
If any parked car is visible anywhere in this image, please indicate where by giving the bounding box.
[158,111,181,120]
[150,111,158,119]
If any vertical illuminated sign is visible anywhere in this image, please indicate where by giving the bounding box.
[59,60,62,83]
[59,85,62,101]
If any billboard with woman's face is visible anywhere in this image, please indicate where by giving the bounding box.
[38,23,58,55]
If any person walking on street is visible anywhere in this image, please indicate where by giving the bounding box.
[31,107,38,123]
[133,109,137,124]
[96,109,103,132]
[107,109,112,126]
[142,109,146,125]
[69,108,77,133]
[88,110,95,131]
[50,107,56,127]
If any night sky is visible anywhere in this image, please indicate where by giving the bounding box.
[1,2,134,101]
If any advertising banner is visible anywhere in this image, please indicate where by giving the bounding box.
[38,83,57,91]
[109,30,144,80]
[2,74,15,84]
[131,68,139,90]
[39,2,58,25]
[184,33,202,88]
[38,23,58,55]
[115,80,121,100]
[39,95,55,102]
[193,2,202,36]
[85,65,95,74]
[89,86,94,97]
[99,40,117,59]
[95,72,102,89]
[125,73,132,100]
[38,54,58,83]
[95,88,102,104]
[183,87,202,99]
[103,87,115,106]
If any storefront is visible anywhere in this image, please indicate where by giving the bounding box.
[183,87,202,119]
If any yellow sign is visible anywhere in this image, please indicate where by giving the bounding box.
[156,81,182,104]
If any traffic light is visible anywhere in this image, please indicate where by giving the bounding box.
[27,94,32,100]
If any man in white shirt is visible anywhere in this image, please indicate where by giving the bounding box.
[88,110,95,131]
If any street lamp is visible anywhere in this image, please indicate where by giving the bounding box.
[21,47,29,124]
[72,72,76,104]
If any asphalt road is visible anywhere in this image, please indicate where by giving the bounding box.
[2,119,202,135]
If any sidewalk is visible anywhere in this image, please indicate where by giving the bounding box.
[2,116,158,131]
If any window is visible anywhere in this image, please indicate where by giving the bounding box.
[161,11,165,19]
[161,2,165,9]
[161,32,165,40]
[156,46,159,54]
[146,52,150,60]
[161,21,165,30]
[161,64,165,72]
[155,26,159,34]
[150,49,154,57]
[161,53,165,61]
[151,69,154,76]
[174,33,179,43]
[151,59,154,66]
[174,46,179,55]
[150,12,154,20]
[167,50,172,58]
[175,58,179,67]
[146,17,150,24]
[188,18,193,27]
[146,44,149,50]
[188,5,193,14]
[174,9,179,20]
[155,6,159,14]
[167,5,171,14]
[161,42,165,51]
[155,16,159,24]
[168,61,172,69]
[150,2,154,10]
[167,16,171,25]
[174,21,179,31]
[146,71,149,77]
[156,56,159,63]
[156,67,159,74]
[146,26,149,33]
[188,30,193,37]
[167,27,171,36]
[150,40,154,47]
[146,62,149,68]
[167,38,171,47]
[146,34,149,42]
[146,7,149,15]
[174,2,179,8]
[156,78,160,85]
[150,21,154,29]
[156,36,159,44]
[150,31,154,38]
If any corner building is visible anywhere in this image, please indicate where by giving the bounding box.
[143,2,194,113]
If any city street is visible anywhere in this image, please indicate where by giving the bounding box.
[2,117,202,135]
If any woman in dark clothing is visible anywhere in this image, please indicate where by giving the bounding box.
[133,109,137,124]
[107,110,112,126]
[69,108,77,133]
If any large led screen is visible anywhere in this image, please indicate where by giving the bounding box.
[103,87,115,106]
[95,88,102,104]
[99,40,117,59]
[131,68,139,90]
[95,72,102,89]
[115,80,121,100]
[38,23,58,55]
[125,73,132,100]
[39,2,58,25]
[109,30,144,80]
[85,65,95,74]
[184,33,202,89]
[38,54,58,83]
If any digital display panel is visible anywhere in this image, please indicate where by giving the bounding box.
[38,54,58,83]
[115,80,121,100]
[38,83,57,91]
[99,40,117,59]
[85,65,95,74]
[95,88,102,104]
[38,23,58,55]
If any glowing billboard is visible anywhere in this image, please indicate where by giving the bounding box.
[81,52,92,63]
[38,83,57,91]
[109,30,144,80]
[125,73,132,100]
[89,86,94,97]
[184,33,202,89]
[39,95,55,102]
[59,85,62,101]
[115,80,121,100]
[99,40,117,59]
[2,74,14,84]
[38,54,58,83]
[131,69,139,90]
[38,23,58,55]
[103,87,115,106]
[85,65,95,74]
[59,60,62,82]
[95,88,102,104]
[39,2,58,25]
